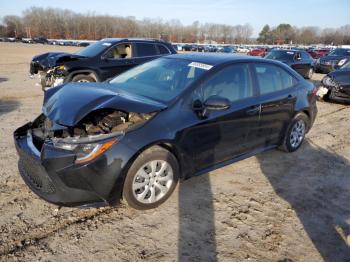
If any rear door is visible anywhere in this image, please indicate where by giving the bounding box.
[133,42,162,66]
[252,63,299,146]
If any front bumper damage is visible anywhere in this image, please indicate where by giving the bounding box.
[14,120,135,207]
[317,85,350,103]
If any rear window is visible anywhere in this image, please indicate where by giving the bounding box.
[157,44,170,54]
[265,50,295,61]
[254,63,297,95]
[136,43,158,57]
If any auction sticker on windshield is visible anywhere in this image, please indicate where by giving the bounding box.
[188,62,213,70]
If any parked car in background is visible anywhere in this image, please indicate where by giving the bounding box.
[307,48,330,59]
[315,48,350,73]
[33,37,49,44]
[248,47,270,57]
[220,46,236,53]
[317,60,350,103]
[30,38,177,90]
[264,49,315,79]
[182,44,192,51]
[15,54,317,209]
[237,46,250,53]
[78,42,91,47]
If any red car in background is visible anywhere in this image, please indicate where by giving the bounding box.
[307,49,330,59]
[248,47,269,57]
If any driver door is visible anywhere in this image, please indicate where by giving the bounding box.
[178,63,260,173]
[99,43,136,80]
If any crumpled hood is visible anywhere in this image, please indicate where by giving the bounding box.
[32,52,85,69]
[43,83,167,127]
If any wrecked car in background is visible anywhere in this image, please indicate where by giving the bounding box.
[315,48,350,74]
[30,38,177,90]
[15,54,317,210]
[317,60,350,103]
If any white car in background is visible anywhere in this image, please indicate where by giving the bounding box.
[237,46,250,53]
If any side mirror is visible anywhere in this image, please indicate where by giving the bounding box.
[204,95,231,111]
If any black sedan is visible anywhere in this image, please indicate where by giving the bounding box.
[265,49,315,79]
[30,38,177,90]
[315,48,350,74]
[318,61,350,103]
[14,54,318,209]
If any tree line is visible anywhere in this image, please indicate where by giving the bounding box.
[0,7,349,45]
[257,24,350,45]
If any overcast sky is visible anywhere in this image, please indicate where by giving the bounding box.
[1,0,349,36]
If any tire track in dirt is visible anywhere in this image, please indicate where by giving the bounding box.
[0,206,128,257]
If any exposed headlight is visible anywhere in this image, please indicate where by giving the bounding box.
[322,76,336,87]
[338,59,347,66]
[316,58,320,64]
[52,136,118,164]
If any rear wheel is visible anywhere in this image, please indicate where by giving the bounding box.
[122,146,179,210]
[280,113,309,152]
[71,74,96,83]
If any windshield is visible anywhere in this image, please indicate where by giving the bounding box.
[76,41,111,57]
[265,50,295,61]
[329,48,350,56]
[109,58,210,102]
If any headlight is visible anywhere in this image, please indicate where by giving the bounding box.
[322,76,336,87]
[52,136,117,164]
[338,59,347,66]
[316,58,320,64]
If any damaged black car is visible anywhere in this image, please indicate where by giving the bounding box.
[15,54,317,209]
[317,60,350,103]
[30,38,177,90]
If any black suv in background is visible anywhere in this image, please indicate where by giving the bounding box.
[264,49,315,79]
[30,38,177,90]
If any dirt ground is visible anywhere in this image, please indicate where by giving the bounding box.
[0,42,349,262]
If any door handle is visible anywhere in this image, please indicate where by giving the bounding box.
[246,105,261,115]
[286,94,293,100]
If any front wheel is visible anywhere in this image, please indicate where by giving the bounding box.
[280,113,309,152]
[71,74,96,83]
[122,146,179,210]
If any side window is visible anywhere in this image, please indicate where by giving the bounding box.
[136,43,157,57]
[254,63,297,95]
[104,44,132,59]
[198,63,253,103]
[157,44,170,55]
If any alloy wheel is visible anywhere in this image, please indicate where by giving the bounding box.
[290,119,305,148]
[132,160,174,204]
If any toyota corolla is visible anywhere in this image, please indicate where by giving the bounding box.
[14,54,318,210]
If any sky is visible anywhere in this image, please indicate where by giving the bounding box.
[1,0,349,36]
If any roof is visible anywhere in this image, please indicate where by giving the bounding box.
[100,38,167,43]
[166,53,265,66]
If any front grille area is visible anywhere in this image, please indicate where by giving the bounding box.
[19,153,55,194]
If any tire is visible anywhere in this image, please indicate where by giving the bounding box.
[71,74,96,83]
[279,113,310,153]
[122,146,179,210]
[305,68,313,79]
